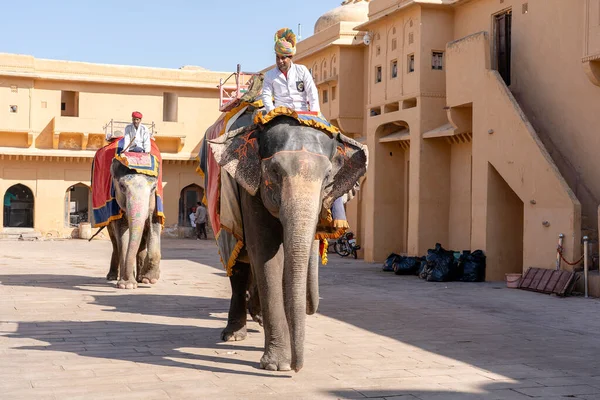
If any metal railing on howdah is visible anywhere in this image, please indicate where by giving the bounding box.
[219,64,259,112]
[102,120,155,137]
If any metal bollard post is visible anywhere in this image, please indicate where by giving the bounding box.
[584,236,589,298]
[556,233,565,271]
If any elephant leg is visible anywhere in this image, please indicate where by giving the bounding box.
[136,224,149,283]
[106,222,120,281]
[139,221,161,284]
[247,268,263,326]
[240,190,290,371]
[221,262,250,342]
[117,222,134,289]
[306,239,320,315]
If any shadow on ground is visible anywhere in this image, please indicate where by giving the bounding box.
[6,320,285,379]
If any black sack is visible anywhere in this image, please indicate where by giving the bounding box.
[383,253,401,272]
[425,243,457,282]
[459,250,486,282]
[393,256,423,275]
[416,259,428,278]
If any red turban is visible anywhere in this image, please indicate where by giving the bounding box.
[132,111,143,119]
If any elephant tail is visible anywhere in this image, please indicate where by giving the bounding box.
[88,226,106,242]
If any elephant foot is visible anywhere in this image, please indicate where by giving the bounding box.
[250,312,263,327]
[106,272,118,281]
[221,323,247,342]
[139,276,159,284]
[117,280,138,289]
[260,351,292,372]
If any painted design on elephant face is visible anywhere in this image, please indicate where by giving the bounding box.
[233,131,258,159]
[298,158,316,174]
[264,179,274,192]
[336,143,351,159]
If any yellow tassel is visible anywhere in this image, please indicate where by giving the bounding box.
[321,238,328,265]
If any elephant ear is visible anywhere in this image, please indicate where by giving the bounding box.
[208,126,261,195]
[323,133,369,209]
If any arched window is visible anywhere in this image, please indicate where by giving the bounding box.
[179,184,204,227]
[65,183,91,227]
[312,62,319,82]
[331,55,337,77]
[3,184,34,228]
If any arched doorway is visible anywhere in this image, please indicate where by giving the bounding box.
[179,184,204,227]
[65,183,91,227]
[371,121,410,257]
[3,184,34,228]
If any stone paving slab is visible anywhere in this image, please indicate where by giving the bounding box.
[2,239,600,399]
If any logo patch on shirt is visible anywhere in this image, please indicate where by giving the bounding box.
[296,81,305,92]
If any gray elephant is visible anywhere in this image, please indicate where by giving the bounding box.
[208,116,368,372]
[106,158,162,289]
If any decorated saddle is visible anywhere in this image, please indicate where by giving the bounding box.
[91,138,164,228]
[198,103,353,275]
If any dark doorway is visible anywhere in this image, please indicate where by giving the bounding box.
[3,184,34,228]
[65,184,91,227]
[178,184,204,227]
[494,10,512,86]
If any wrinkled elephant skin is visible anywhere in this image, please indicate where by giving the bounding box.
[106,158,162,289]
[209,116,368,372]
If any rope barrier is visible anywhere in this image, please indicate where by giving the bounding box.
[557,245,584,266]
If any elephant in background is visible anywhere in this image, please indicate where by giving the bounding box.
[106,158,162,289]
[209,116,368,372]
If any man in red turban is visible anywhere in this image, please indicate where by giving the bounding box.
[105,111,152,153]
[123,111,151,152]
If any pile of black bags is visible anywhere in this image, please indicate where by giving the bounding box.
[382,243,486,283]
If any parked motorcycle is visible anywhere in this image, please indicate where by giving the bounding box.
[333,231,360,259]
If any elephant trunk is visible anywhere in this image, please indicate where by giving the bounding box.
[124,195,150,277]
[280,177,322,373]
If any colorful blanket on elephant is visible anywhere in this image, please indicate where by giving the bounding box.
[197,103,348,275]
[253,106,340,136]
[91,138,164,228]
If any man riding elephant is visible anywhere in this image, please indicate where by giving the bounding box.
[200,28,368,372]
[93,112,164,289]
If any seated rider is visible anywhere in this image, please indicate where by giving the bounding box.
[259,28,349,224]
[259,28,319,114]
[105,111,151,153]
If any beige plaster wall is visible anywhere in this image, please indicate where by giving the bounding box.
[0,158,201,236]
[454,0,600,233]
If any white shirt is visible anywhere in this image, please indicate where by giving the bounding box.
[260,62,320,113]
[121,123,151,153]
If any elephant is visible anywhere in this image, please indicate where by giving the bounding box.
[106,158,162,289]
[208,115,368,372]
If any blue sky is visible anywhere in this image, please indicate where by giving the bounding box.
[1,0,341,73]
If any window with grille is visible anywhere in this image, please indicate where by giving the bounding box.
[376,66,382,83]
[391,60,398,78]
[323,89,329,104]
[432,51,444,70]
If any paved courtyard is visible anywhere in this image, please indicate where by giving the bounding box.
[1,238,600,400]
